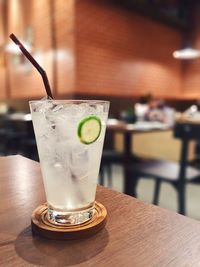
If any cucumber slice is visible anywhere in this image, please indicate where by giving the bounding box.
[78,116,102,144]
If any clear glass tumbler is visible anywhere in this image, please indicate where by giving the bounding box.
[30,100,109,225]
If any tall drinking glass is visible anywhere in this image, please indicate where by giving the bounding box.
[29,100,109,225]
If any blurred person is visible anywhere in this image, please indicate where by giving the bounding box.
[183,99,200,120]
[134,94,151,121]
[145,96,175,126]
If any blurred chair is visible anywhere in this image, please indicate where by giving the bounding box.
[2,115,38,160]
[3,118,28,155]
[190,140,200,169]
[132,122,200,215]
[0,116,8,155]
[20,120,39,161]
[99,130,124,187]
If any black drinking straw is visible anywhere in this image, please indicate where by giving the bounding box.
[9,33,53,99]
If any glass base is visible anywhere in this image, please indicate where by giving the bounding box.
[47,206,95,226]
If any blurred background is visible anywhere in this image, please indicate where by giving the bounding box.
[1,0,200,218]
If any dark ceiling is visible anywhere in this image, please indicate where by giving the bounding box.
[111,0,199,31]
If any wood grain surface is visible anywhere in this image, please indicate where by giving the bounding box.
[1,155,200,266]
[31,202,107,240]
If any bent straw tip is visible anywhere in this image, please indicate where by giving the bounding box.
[9,33,53,99]
[9,33,19,45]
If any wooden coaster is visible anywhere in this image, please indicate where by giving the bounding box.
[31,202,107,240]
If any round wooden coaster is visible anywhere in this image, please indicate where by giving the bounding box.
[31,202,107,240]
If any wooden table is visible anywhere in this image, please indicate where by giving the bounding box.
[107,119,170,195]
[1,155,200,266]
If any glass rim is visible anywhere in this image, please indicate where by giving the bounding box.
[29,99,110,105]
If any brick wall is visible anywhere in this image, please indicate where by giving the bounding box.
[2,0,199,103]
[53,0,75,96]
[0,0,6,99]
[75,0,182,98]
[7,0,54,99]
[182,7,200,99]
[5,0,75,99]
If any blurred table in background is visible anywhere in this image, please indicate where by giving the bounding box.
[107,119,171,157]
[106,119,172,195]
[109,119,196,162]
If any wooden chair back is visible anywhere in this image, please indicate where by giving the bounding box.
[174,123,200,182]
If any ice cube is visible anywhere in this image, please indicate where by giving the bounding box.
[96,104,104,114]
[69,145,89,180]
[87,105,97,115]
[32,100,53,113]
[41,96,53,101]
[69,104,83,117]
[51,104,64,112]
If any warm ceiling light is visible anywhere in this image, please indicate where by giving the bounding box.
[173,48,200,59]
